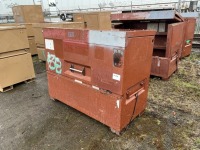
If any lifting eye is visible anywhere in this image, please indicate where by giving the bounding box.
[113,49,123,67]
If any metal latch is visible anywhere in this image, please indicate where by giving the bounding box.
[113,49,123,67]
[129,93,139,123]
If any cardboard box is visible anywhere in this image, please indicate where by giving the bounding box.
[73,12,111,30]
[0,23,34,37]
[24,23,34,37]
[73,14,85,22]
[0,50,35,92]
[12,5,44,23]
[37,47,46,61]
[27,37,37,55]
[0,26,29,54]
[33,22,84,46]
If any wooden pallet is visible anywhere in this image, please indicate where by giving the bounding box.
[0,85,14,93]
[0,78,35,93]
[24,78,34,84]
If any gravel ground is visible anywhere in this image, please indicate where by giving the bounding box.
[0,52,199,150]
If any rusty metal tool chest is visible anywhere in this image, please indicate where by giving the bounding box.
[43,28,155,133]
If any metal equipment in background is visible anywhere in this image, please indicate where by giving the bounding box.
[111,10,185,80]
[192,34,200,48]
[0,1,200,23]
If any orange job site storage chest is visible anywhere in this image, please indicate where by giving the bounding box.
[43,28,155,133]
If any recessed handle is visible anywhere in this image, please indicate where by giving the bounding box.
[70,64,85,76]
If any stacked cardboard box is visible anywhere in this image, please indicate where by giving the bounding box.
[33,22,84,61]
[0,23,37,55]
[0,26,35,92]
[10,5,45,56]
[0,23,34,36]
[37,47,46,62]
[12,5,44,23]
[73,12,111,30]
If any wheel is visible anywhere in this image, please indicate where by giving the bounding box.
[60,13,66,21]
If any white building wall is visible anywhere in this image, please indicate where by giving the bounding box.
[0,0,198,15]
[0,0,32,14]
